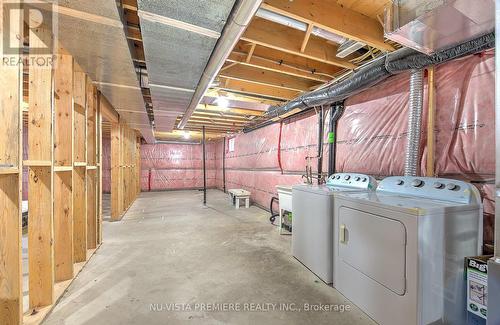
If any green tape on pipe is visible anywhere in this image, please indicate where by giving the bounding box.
[328,132,335,144]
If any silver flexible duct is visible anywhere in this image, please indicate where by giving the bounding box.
[404,69,424,176]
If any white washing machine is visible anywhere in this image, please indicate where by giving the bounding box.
[333,176,483,325]
[292,173,377,284]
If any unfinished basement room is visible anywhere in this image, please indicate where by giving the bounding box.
[1,0,500,324]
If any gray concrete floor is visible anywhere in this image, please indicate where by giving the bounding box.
[44,190,375,325]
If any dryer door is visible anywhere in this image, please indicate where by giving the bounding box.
[339,207,407,295]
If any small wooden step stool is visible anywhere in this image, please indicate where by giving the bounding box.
[228,189,251,209]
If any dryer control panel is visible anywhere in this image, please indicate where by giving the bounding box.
[326,173,377,190]
[377,176,481,204]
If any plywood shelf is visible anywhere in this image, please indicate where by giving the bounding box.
[24,160,52,167]
[74,162,87,167]
[86,166,97,170]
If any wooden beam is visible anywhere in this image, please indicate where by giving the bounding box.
[53,51,74,282]
[262,0,394,52]
[217,77,299,100]
[227,51,330,82]
[241,17,356,69]
[238,41,342,77]
[0,4,23,323]
[192,111,252,121]
[301,23,314,53]
[220,64,319,92]
[196,104,265,116]
[100,92,119,123]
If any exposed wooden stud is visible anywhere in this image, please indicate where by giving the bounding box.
[0,3,23,323]
[73,167,87,262]
[300,23,314,53]
[53,51,74,281]
[111,122,123,220]
[86,81,98,249]
[28,18,55,309]
[97,93,103,245]
[426,66,436,177]
[74,57,88,265]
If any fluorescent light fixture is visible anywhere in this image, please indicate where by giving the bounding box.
[216,97,230,110]
[183,131,191,139]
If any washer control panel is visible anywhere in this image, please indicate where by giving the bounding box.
[377,176,480,204]
[326,173,377,190]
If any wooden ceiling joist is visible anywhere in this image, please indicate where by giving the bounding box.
[261,0,394,52]
[196,104,265,116]
[219,64,320,92]
[227,51,331,82]
[217,77,299,101]
[241,17,356,69]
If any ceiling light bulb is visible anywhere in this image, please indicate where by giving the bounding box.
[216,97,229,110]
[183,131,190,139]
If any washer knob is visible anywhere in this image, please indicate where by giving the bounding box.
[344,175,351,181]
[354,176,361,181]
[336,175,341,179]
[411,179,423,187]
[433,182,444,189]
[396,179,404,185]
[362,177,367,182]
[446,183,457,190]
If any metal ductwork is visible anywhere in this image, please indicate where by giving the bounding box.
[177,0,263,129]
[404,69,424,176]
[384,0,494,55]
[244,32,494,133]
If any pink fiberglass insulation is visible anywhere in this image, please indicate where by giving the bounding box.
[139,142,217,191]
[218,52,494,248]
[433,51,495,180]
[102,137,111,193]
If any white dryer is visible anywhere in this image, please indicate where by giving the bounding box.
[333,176,483,325]
[292,173,377,284]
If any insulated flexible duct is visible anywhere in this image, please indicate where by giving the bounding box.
[404,69,424,176]
[244,32,495,132]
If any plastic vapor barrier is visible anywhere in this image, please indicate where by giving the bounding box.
[140,143,217,191]
[221,52,495,249]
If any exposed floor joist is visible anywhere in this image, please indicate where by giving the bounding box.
[261,0,394,52]
[241,17,357,69]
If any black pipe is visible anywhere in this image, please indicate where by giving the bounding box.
[222,137,226,193]
[328,102,345,177]
[317,106,324,184]
[202,126,207,205]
